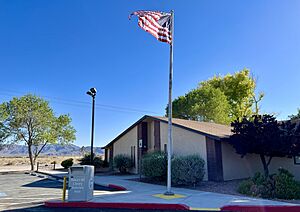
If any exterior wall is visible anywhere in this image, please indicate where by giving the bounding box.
[269,157,300,180]
[160,122,208,181]
[222,142,300,181]
[113,126,138,173]
[107,149,110,162]
[222,142,261,181]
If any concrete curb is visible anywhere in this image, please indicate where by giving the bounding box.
[221,205,300,212]
[44,201,190,210]
[107,184,127,191]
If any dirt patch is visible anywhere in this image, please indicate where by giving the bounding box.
[193,180,243,196]
[0,156,81,166]
[0,156,81,172]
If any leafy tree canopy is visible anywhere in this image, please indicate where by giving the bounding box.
[167,69,263,124]
[0,94,76,170]
[172,86,231,124]
[289,108,300,121]
[226,114,300,177]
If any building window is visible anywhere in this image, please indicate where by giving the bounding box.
[294,156,300,165]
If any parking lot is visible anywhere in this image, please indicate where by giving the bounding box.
[0,172,62,211]
[0,172,195,212]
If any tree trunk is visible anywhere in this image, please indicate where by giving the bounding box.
[33,141,48,164]
[28,144,34,171]
[260,154,270,177]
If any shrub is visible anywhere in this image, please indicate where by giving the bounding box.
[113,154,132,173]
[171,154,205,186]
[274,168,300,199]
[238,169,300,200]
[79,153,92,165]
[102,160,109,168]
[79,153,104,168]
[93,157,104,168]
[238,179,254,195]
[61,158,73,169]
[251,172,275,198]
[141,151,167,180]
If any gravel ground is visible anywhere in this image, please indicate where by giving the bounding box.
[192,180,243,196]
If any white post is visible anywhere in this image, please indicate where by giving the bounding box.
[165,10,174,196]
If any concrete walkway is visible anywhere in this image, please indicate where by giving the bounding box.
[41,170,297,210]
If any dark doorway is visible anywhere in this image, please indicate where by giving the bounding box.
[206,137,224,181]
[141,122,148,154]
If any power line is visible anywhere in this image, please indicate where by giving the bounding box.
[0,89,161,115]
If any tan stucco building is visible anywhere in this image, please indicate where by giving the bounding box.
[102,115,300,181]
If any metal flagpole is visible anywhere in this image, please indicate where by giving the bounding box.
[165,10,174,196]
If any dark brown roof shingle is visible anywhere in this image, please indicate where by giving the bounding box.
[153,116,232,139]
[102,115,232,149]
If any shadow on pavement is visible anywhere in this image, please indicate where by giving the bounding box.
[22,178,62,189]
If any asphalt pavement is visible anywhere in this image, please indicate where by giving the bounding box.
[0,172,196,212]
[0,172,62,211]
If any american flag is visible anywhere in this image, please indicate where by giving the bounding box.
[129,11,172,44]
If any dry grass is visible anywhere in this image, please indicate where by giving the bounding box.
[0,156,82,166]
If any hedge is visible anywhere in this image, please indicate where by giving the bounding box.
[171,154,205,186]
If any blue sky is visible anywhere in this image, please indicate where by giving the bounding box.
[1,0,300,147]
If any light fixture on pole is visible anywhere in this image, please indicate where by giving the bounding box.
[86,87,97,165]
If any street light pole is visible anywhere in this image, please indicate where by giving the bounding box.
[90,95,95,164]
[87,88,97,165]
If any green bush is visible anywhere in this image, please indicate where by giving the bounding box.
[78,153,91,165]
[274,168,300,199]
[252,172,267,186]
[171,154,205,186]
[238,169,300,200]
[79,153,104,168]
[113,154,132,173]
[238,179,254,195]
[141,151,167,180]
[102,160,109,168]
[93,157,104,168]
[251,172,275,198]
[61,158,73,169]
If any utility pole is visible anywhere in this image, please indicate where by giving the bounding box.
[87,88,97,164]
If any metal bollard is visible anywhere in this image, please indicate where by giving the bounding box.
[62,176,67,202]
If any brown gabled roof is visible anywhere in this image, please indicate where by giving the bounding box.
[102,115,232,149]
[152,116,232,139]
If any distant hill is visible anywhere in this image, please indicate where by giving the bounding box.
[0,144,103,157]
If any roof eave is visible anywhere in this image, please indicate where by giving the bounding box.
[102,115,232,149]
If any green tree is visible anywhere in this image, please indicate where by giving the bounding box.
[169,86,231,124]
[226,114,300,177]
[0,121,9,150]
[168,69,263,124]
[289,108,300,121]
[0,94,76,170]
